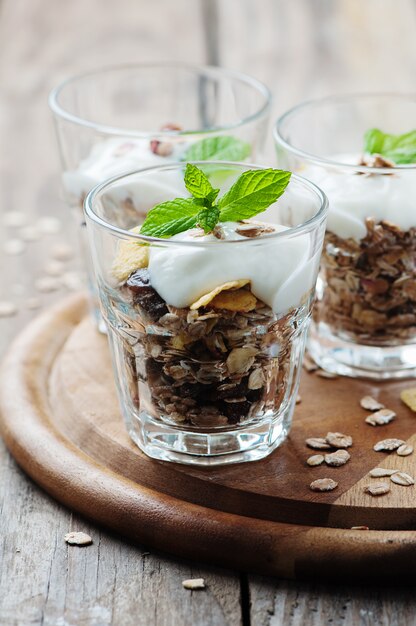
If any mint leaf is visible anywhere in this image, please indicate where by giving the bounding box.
[197,206,220,233]
[183,136,251,162]
[364,128,416,164]
[218,169,291,221]
[184,163,219,203]
[140,198,201,237]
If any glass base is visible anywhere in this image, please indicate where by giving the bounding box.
[309,321,416,381]
[127,409,292,466]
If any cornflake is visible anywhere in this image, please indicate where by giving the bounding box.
[400,388,416,413]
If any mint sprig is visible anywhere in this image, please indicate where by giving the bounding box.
[182,136,251,162]
[139,164,291,238]
[364,128,416,164]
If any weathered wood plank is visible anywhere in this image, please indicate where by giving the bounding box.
[248,575,416,626]
[0,440,242,626]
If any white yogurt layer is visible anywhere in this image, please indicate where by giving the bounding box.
[301,154,416,240]
[148,221,318,314]
[63,137,185,201]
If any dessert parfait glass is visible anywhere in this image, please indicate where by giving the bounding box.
[84,161,327,465]
[274,94,416,380]
[49,63,271,331]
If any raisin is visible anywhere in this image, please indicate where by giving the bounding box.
[127,269,168,321]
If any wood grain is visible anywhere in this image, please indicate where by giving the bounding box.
[1,0,416,623]
[2,294,416,584]
[45,297,416,531]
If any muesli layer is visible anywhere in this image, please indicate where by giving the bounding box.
[315,218,416,344]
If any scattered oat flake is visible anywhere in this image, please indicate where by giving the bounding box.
[19,226,41,242]
[35,276,60,293]
[369,467,398,478]
[310,478,338,492]
[3,211,27,227]
[306,454,324,466]
[390,472,414,486]
[351,526,369,530]
[65,531,92,546]
[324,449,350,467]
[26,297,41,310]
[296,394,302,404]
[182,578,206,590]
[373,438,405,452]
[62,272,83,291]
[44,260,65,277]
[397,444,413,457]
[305,437,331,450]
[0,301,17,317]
[4,239,26,255]
[360,395,385,411]
[400,388,416,413]
[316,370,339,379]
[38,216,61,234]
[326,432,353,449]
[365,482,390,496]
[51,243,74,261]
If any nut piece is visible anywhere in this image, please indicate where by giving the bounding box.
[306,454,324,466]
[360,395,385,411]
[401,388,416,413]
[326,432,353,449]
[65,532,93,546]
[369,468,398,478]
[390,472,415,486]
[305,437,332,450]
[365,482,390,496]
[182,578,206,590]
[324,449,350,467]
[397,444,414,457]
[310,478,338,492]
[373,438,405,452]
[365,408,396,426]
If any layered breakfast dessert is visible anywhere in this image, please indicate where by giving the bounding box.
[308,128,416,345]
[104,165,318,430]
[63,128,251,215]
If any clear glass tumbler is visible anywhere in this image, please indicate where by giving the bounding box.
[274,94,416,380]
[49,63,272,330]
[84,162,327,465]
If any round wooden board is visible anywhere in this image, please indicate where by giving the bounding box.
[1,294,416,581]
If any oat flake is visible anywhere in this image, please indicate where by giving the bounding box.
[390,472,414,486]
[310,478,338,492]
[182,578,206,590]
[365,482,390,496]
[306,454,324,466]
[360,395,385,411]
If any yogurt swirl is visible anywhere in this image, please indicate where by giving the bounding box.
[301,154,416,240]
[148,221,320,314]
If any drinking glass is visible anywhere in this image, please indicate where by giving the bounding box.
[84,161,327,465]
[274,94,416,380]
[49,63,272,331]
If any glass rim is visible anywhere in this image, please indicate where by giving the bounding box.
[84,160,328,247]
[48,62,272,137]
[274,92,416,173]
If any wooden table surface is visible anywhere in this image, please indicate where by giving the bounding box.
[1,1,416,624]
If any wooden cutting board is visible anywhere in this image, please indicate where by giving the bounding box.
[1,293,416,581]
